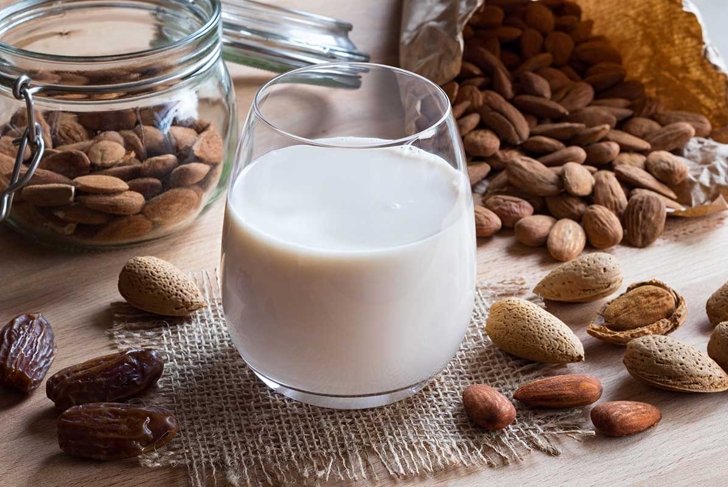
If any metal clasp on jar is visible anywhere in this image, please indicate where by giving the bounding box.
[0,75,45,221]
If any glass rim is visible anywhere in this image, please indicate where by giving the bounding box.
[252,62,453,149]
[0,0,221,64]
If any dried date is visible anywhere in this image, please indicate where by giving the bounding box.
[57,402,178,460]
[0,313,55,393]
[47,349,164,410]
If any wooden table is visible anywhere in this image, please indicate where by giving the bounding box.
[1,1,727,486]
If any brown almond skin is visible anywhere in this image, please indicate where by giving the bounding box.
[506,156,563,196]
[623,193,666,248]
[474,206,502,237]
[462,384,516,431]
[591,401,661,437]
[602,285,676,330]
[514,214,556,247]
[547,218,586,261]
[514,374,602,408]
[46,349,164,410]
[582,204,623,249]
[593,170,628,216]
[708,322,728,371]
[707,282,728,327]
[484,195,534,227]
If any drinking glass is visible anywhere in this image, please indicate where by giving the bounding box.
[221,62,475,409]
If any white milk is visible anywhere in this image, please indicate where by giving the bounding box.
[222,141,475,396]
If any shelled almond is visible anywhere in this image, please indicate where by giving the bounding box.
[0,107,225,245]
[452,0,711,260]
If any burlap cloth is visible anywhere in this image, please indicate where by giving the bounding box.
[109,271,592,486]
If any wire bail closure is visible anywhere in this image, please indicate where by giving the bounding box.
[0,75,45,221]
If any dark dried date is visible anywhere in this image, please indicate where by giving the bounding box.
[58,403,178,460]
[0,313,55,393]
[46,349,164,410]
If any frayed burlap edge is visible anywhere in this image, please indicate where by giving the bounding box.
[109,272,592,486]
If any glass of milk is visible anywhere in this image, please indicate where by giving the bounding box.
[222,63,476,409]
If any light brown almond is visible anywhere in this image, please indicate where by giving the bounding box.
[73,175,129,194]
[514,214,556,247]
[565,107,616,128]
[474,206,502,237]
[547,218,585,261]
[506,156,562,196]
[645,151,689,186]
[553,82,594,112]
[39,151,91,178]
[514,374,602,408]
[584,141,620,165]
[467,162,491,185]
[582,205,623,249]
[140,154,179,178]
[707,281,728,327]
[521,136,564,154]
[192,128,224,164]
[562,162,594,196]
[486,297,584,363]
[118,256,206,316]
[592,170,628,216]
[484,195,533,228]
[614,165,677,199]
[613,152,646,169]
[463,129,500,157]
[569,124,610,146]
[136,125,171,157]
[538,146,587,167]
[512,95,568,118]
[603,284,677,330]
[621,117,661,139]
[591,401,661,437]
[52,205,111,225]
[87,140,127,169]
[707,323,728,371]
[529,122,585,140]
[544,31,574,66]
[143,188,200,227]
[127,177,163,200]
[534,252,622,303]
[519,72,551,98]
[623,193,666,248]
[623,335,728,392]
[545,194,586,221]
[605,130,651,152]
[630,188,685,212]
[80,191,145,215]
[169,163,211,187]
[653,110,711,138]
[645,122,695,152]
[169,126,199,153]
[94,215,153,242]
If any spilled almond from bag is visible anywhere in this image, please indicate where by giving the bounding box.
[118,256,206,316]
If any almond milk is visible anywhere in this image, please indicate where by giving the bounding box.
[222,141,475,398]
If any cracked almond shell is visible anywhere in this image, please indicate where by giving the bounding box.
[533,252,622,303]
[623,335,728,393]
[587,280,686,345]
[485,297,584,364]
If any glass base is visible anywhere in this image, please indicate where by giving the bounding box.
[253,371,430,410]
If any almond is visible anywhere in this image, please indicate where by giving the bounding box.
[467,162,491,185]
[621,117,661,139]
[87,140,127,168]
[653,110,711,138]
[484,195,533,227]
[463,129,500,157]
[11,167,72,186]
[707,281,728,327]
[462,384,516,431]
[538,146,586,167]
[599,105,633,122]
[457,113,480,136]
[136,125,171,157]
[569,124,610,146]
[21,183,75,207]
[52,119,90,147]
[553,82,594,112]
[514,374,602,408]
[584,141,620,165]
[623,193,666,248]
[623,335,728,392]
[583,70,624,91]
[614,165,677,200]
[169,126,199,152]
[39,150,91,178]
[474,206,502,237]
[544,31,574,66]
[514,214,556,247]
[514,52,554,76]
[604,130,651,152]
[545,194,586,221]
[52,205,111,225]
[592,170,628,216]
[645,151,689,186]
[143,188,200,227]
[485,297,584,363]
[574,41,622,64]
[79,191,145,215]
[562,162,593,196]
[591,401,661,437]
[565,107,616,128]
[582,204,623,249]
[521,136,564,154]
[512,95,568,118]
[630,188,685,212]
[98,163,143,181]
[452,100,471,119]
[707,322,728,371]
[127,177,163,200]
[442,81,458,103]
[491,67,514,99]
[536,66,571,92]
[519,72,551,98]
[530,122,585,140]
[520,28,544,61]
[94,215,153,242]
[533,252,622,303]
[506,156,562,196]
[524,2,554,33]
[602,282,678,331]
[118,256,206,316]
[73,175,129,194]
[645,122,695,152]
[480,91,530,144]
[140,154,179,179]
[547,218,585,261]
[120,129,147,160]
[169,163,211,187]
[454,85,483,108]
[612,152,646,169]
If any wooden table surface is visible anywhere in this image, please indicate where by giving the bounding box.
[2,1,727,486]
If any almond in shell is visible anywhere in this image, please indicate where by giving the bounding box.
[486,297,584,363]
[623,335,728,392]
[534,252,622,303]
[118,256,206,316]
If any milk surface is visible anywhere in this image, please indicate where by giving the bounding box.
[222,140,475,395]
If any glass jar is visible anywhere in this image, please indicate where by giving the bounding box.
[0,0,237,248]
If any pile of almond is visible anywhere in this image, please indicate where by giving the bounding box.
[453,0,712,261]
[464,253,728,438]
[0,107,224,245]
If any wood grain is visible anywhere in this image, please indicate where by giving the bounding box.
[1,1,727,486]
